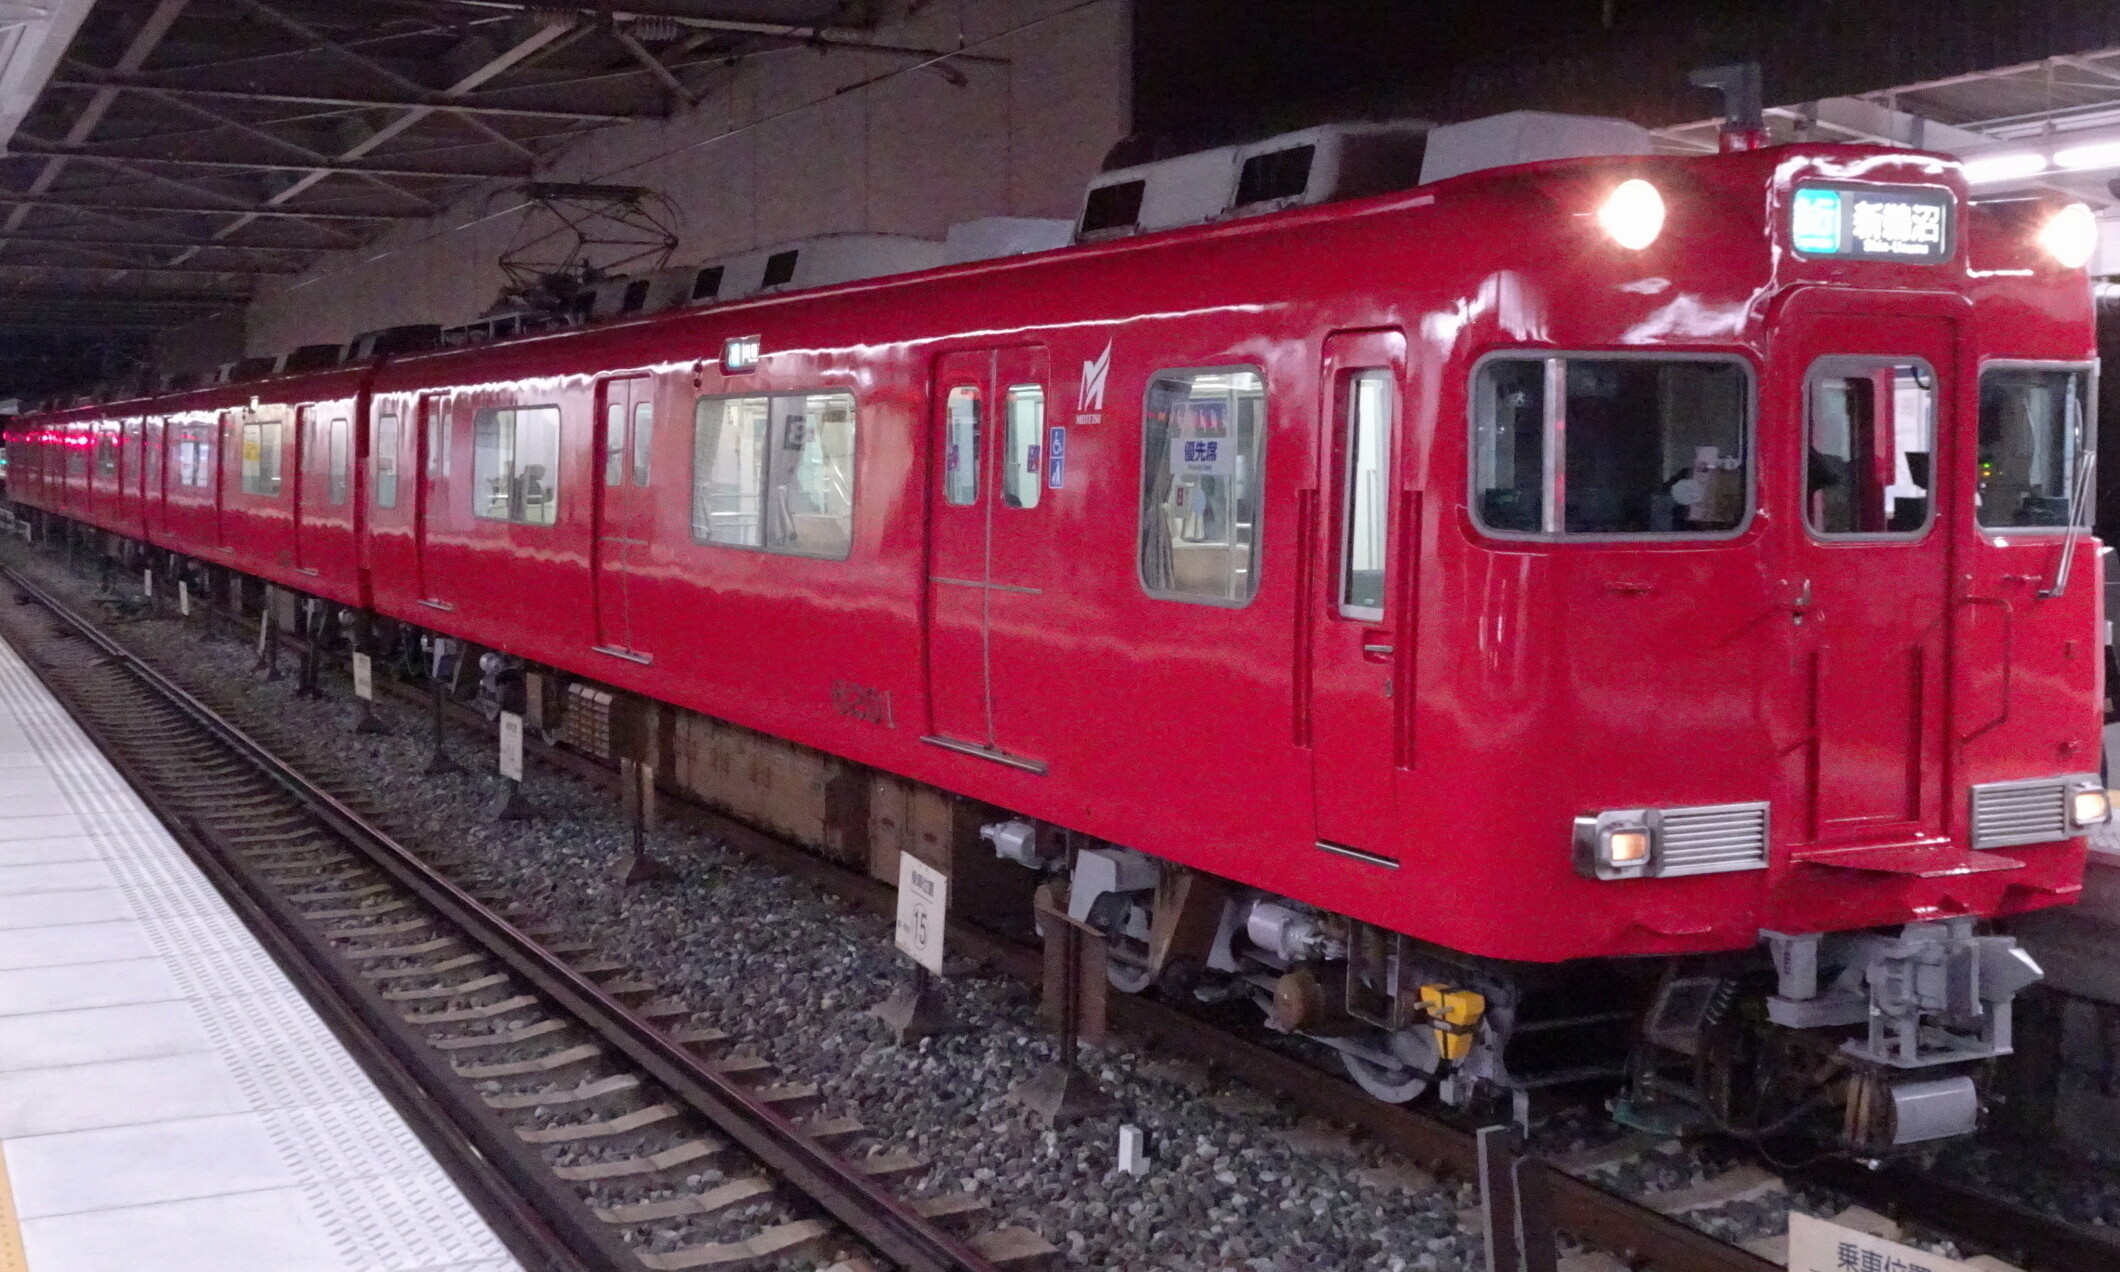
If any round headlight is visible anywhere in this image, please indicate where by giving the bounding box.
[1597,178,1666,250]
[2039,202,2099,269]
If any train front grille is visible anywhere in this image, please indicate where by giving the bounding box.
[1655,802,1769,876]
[1971,778,2073,849]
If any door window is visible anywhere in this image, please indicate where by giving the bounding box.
[328,418,350,505]
[1340,370,1392,619]
[1002,385,1044,509]
[604,402,626,486]
[631,400,654,486]
[944,387,981,506]
[1978,364,2094,529]
[374,411,400,508]
[1806,359,1935,537]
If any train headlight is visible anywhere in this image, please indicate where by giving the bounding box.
[2039,203,2099,269]
[1574,809,1655,880]
[1596,179,1665,250]
[2069,782,2110,829]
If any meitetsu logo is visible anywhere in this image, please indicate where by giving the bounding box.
[1079,339,1112,417]
[1790,184,1952,263]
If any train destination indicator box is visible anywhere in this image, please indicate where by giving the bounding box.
[1790,183,1953,262]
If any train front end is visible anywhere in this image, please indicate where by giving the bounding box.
[1414,142,2102,1150]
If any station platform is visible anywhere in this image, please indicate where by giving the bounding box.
[0,634,522,1272]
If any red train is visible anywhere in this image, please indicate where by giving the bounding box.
[5,134,2105,1151]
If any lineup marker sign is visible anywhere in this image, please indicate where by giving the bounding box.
[894,852,948,974]
[498,711,524,782]
[1787,1213,1974,1272]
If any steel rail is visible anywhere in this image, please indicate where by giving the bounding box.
[0,562,1002,1272]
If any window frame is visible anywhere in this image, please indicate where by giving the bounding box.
[1803,355,1939,543]
[1338,368,1394,622]
[1975,358,2099,536]
[1466,349,1758,544]
[1136,362,1269,609]
[688,388,859,561]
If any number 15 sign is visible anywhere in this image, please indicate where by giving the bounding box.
[895,853,948,974]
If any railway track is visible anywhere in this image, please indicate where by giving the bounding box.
[11,545,2120,1272]
[0,562,1043,1272]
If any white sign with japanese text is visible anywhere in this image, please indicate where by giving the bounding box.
[894,852,948,974]
[498,710,524,782]
[1788,1212,1975,1272]
[352,652,373,702]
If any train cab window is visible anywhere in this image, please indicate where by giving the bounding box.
[690,392,856,558]
[1341,370,1392,618]
[604,402,626,486]
[1139,366,1266,604]
[632,401,654,486]
[240,414,287,496]
[472,405,561,526]
[374,411,401,508]
[1978,364,2094,529]
[1807,360,1934,536]
[944,387,981,506]
[328,418,351,505]
[1003,385,1043,509]
[1472,356,1749,536]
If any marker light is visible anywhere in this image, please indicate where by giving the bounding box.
[1962,152,2047,186]
[2039,202,2099,269]
[1606,829,1651,865]
[1597,178,1666,250]
[2070,784,2111,829]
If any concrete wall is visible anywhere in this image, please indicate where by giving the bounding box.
[151,310,247,378]
[245,0,1129,355]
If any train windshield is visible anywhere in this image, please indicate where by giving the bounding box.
[1473,356,1749,536]
[1978,365,2094,530]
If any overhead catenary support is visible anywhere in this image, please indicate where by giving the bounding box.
[48,75,643,124]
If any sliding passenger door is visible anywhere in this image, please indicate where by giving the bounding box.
[1309,330,1409,866]
[593,375,656,662]
[923,346,1052,771]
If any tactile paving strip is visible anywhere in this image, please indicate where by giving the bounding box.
[0,641,520,1272]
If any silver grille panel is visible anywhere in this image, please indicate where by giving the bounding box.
[1971,775,2095,849]
[1655,802,1770,876]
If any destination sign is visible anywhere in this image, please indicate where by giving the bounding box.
[1790,183,1954,263]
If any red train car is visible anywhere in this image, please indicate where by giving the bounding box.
[7,135,2105,1150]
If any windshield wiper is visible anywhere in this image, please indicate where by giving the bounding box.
[2040,439,2097,599]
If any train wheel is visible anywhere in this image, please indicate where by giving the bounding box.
[1341,1028,1440,1103]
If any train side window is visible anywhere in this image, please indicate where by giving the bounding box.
[1807,359,1933,536]
[690,392,856,558]
[240,414,286,496]
[94,432,117,479]
[632,401,654,486]
[1472,356,1749,537]
[1978,364,2094,529]
[692,396,770,546]
[1002,385,1044,510]
[604,402,625,486]
[174,422,208,488]
[328,418,351,505]
[374,412,400,508]
[1139,366,1266,605]
[472,405,561,526]
[944,387,981,506]
[1341,370,1393,618]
